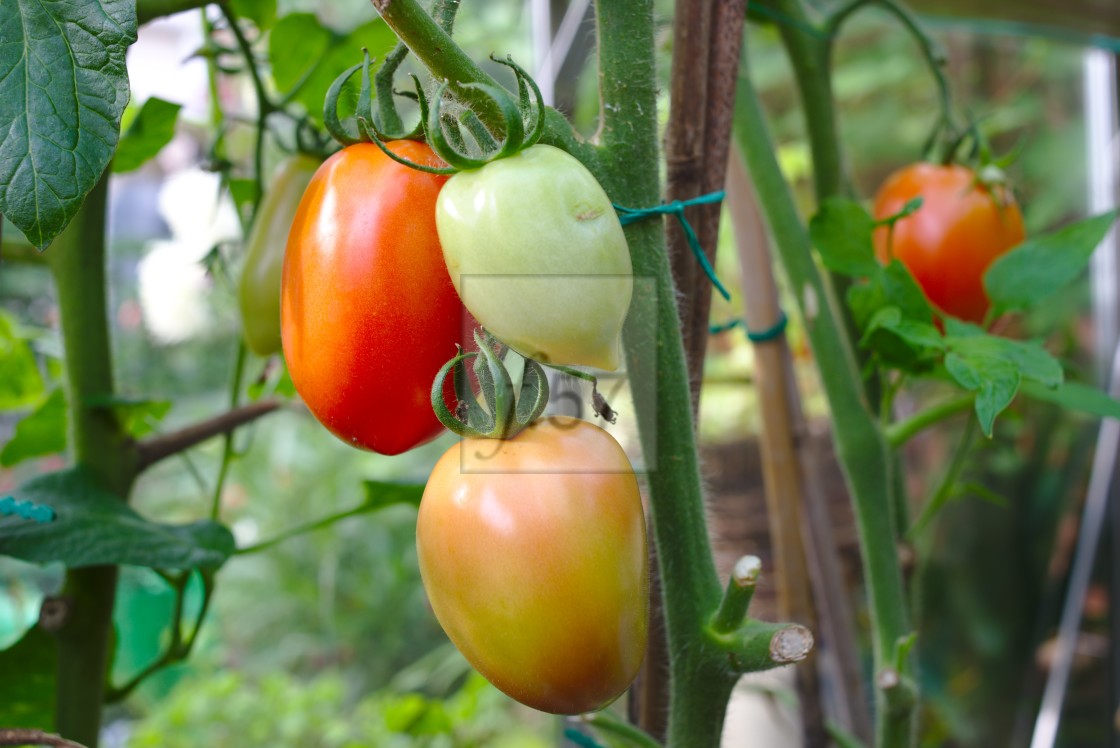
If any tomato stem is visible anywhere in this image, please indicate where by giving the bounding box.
[885,393,975,449]
[709,555,762,634]
[735,52,916,747]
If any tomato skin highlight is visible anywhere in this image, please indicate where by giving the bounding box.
[417,416,649,715]
[435,144,633,370]
[281,141,459,456]
[238,153,320,356]
[872,162,1025,323]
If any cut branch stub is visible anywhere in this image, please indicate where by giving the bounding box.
[431,329,549,440]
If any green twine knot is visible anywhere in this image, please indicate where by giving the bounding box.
[709,311,788,343]
[563,728,605,748]
[615,191,731,301]
[0,496,56,523]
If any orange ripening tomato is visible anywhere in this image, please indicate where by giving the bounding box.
[416,416,649,715]
[872,163,1025,323]
[281,141,461,455]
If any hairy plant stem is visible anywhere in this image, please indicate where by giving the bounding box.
[758,0,845,201]
[47,174,138,747]
[886,393,974,448]
[595,0,739,744]
[734,64,914,747]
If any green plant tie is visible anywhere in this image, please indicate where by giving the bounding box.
[563,728,606,748]
[614,191,732,301]
[0,496,56,523]
[709,311,789,343]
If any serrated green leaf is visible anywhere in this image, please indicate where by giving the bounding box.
[112,98,182,173]
[0,0,137,249]
[86,394,172,439]
[268,15,397,124]
[0,625,55,729]
[361,481,424,511]
[226,177,258,231]
[1020,380,1120,420]
[942,317,985,338]
[0,388,67,467]
[948,336,1064,388]
[0,468,234,569]
[984,211,1119,313]
[866,308,945,350]
[945,351,1019,437]
[230,0,278,30]
[880,260,934,321]
[809,198,880,276]
[0,313,44,410]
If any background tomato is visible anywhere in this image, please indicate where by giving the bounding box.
[872,162,1025,323]
[435,144,632,370]
[281,141,460,455]
[416,415,648,715]
[238,153,320,357]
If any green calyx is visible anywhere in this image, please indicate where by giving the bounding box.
[323,50,547,177]
[322,49,439,153]
[422,54,546,172]
[432,329,550,440]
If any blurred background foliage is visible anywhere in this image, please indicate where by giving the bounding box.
[0,0,1114,745]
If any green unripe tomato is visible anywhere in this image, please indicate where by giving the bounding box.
[238,153,320,356]
[436,144,632,370]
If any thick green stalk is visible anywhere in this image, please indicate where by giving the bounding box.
[760,0,846,200]
[734,67,914,746]
[594,1,738,744]
[47,175,137,746]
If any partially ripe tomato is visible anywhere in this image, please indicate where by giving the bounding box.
[435,144,632,370]
[281,141,460,455]
[872,163,1025,323]
[238,153,320,356]
[417,416,648,714]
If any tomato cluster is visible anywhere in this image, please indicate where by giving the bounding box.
[249,105,647,712]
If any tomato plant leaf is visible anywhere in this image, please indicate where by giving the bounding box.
[1020,379,1120,421]
[809,198,880,276]
[942,317,985,338]
[0,0,137,249]
[865,309,944,351]
[879,260,934,320]
[230,0,277,30]
[947,336,1063,389]
[0,312,44,410]
[268,15,397,125]
[0,625,55,729]
[849,262,938,373]
[984,210,1119,313]
[0,468,234,569]
[85,394,172,439]
[945,351,1019,437]
[113,98,182,174]
[0,388,67,467]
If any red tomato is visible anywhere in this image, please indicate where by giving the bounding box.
[281,141,460,455]
[416,416,649,714]
[872,163,1025,323]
